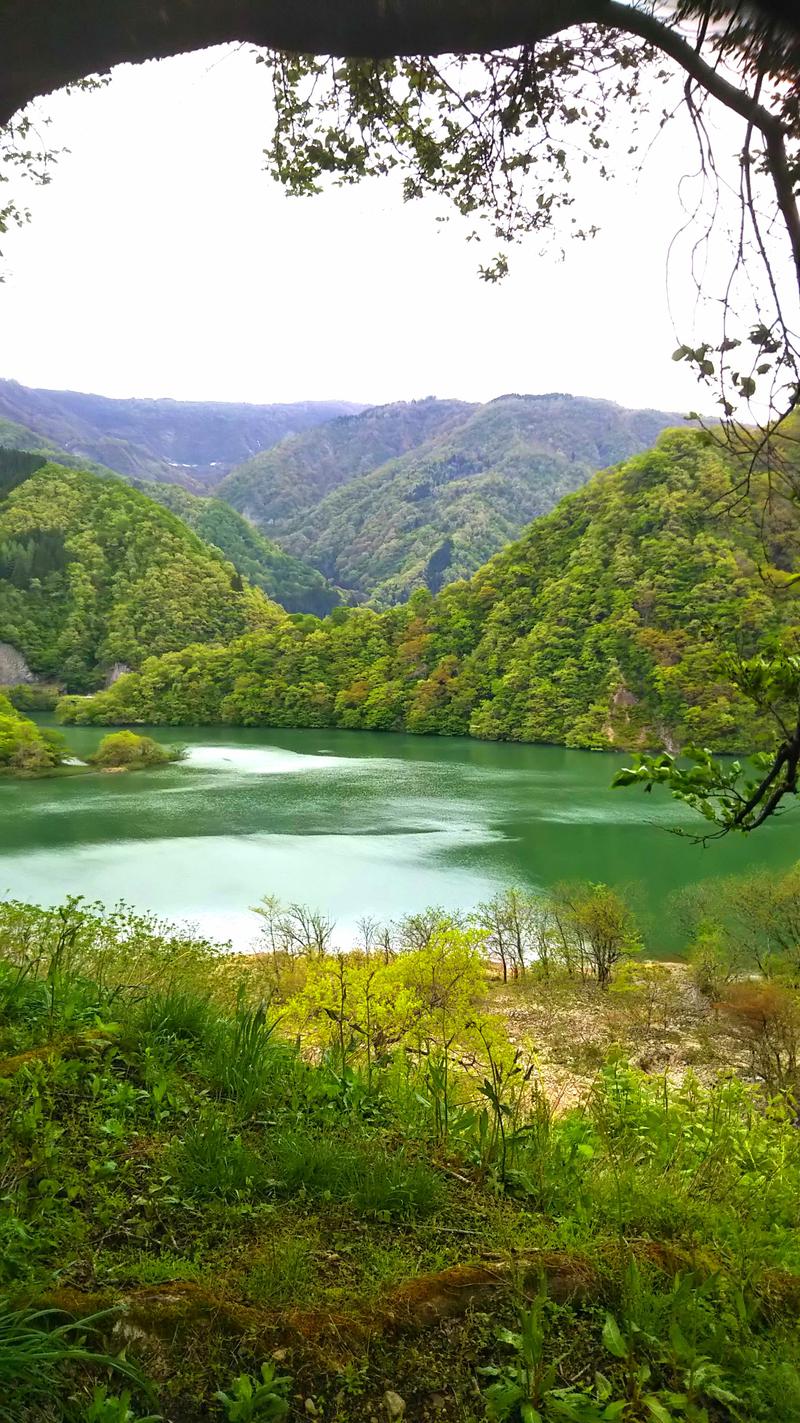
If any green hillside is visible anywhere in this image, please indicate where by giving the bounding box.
[218,397,472,526]
[220,394,682,604]
[140,481,340,616]
[277,394,683,604]
[0,416,118,479]
[0,380,365,486]
[62,427,800,751]
[0,415,341,614]
[0,463,283,690]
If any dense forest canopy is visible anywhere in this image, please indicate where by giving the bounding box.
[219,399,473,527]
[249,396,682,605]
[139,482,340,616]
[0,462,283,689]
[61,428,800,754]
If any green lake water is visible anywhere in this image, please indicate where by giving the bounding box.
[0,723,796,952]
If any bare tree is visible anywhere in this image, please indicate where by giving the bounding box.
[252,895,335,958]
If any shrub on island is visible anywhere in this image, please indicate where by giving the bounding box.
[88,730,183,770]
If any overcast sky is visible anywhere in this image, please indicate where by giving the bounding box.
[0,45,735,413]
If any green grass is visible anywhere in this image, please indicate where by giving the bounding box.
[0,1301,149,1422]
[3,899,800,1421]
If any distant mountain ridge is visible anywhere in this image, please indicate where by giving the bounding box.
[0,380,365,488]
[221,393,686,604]
[0,418,342,615]
[218,398,472,525]
[1,381,688,608]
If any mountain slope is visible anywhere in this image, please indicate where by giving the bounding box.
[141,482,340,616]
[0,463,283,690]
[218,398,472,526]
[0,416,118,479]
[276,394,683,604]
[0,380,365,487]
[62,428,800,752]
[1,415,341,615]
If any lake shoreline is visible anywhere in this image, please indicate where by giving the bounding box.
[2,723,796,957]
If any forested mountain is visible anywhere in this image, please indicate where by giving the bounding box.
[0,380,364,487]
[278,395,683,604]
[3,385,683,607]
[218,398,471,526]
[220,394,682,604]
[0,462,282,690]
[141,482,339,616]
[0,416,117,479]
[63,428,798,752]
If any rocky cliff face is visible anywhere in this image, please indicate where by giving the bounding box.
[0,642,34,684]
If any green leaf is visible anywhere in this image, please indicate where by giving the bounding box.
[496,1328,523,1349]
[601,1314,627,1359]
[643,1398,674,1423]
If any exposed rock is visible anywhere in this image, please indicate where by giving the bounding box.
[0,641,34,684]
[384,1391,406,1421]
[105,661,133,687]
[656,723,680,756]
[611,684,638,710]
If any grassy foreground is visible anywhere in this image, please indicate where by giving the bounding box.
[2,897,800,1422]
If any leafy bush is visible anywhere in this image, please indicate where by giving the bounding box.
[1,683,59,712]
[215,1361,292,1422]
[88,731,182,769]
[0,693,64,774]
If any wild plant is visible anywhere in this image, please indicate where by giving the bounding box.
[80,1385,162,1422]
[473,1025,534,1181]
[0,1300,150,1422]
[241,1235,313,1307]
[593,1262,742,1422]
[264,1131,443,1217]
[214,1360,292,1422]
[0,959,47,1027]
[134,986,216,1054]
[207,992,288,1116]
[170,1111,265,1200]
[479,1283,563,1421]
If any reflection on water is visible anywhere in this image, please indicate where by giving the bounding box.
[0,722,794,951]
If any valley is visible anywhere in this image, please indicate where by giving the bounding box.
[3,6,800,1417]
[2,384,800,1423]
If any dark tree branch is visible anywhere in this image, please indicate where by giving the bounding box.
[0,1,794,137]
[0,0,595,128]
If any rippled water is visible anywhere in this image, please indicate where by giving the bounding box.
[0,723,794,951]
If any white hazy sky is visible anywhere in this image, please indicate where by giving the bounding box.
[0,45,736,411]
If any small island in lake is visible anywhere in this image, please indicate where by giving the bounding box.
[88,729,185,771]
[0,696,181,777]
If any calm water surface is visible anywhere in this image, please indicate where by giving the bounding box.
[0,723,796,951]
